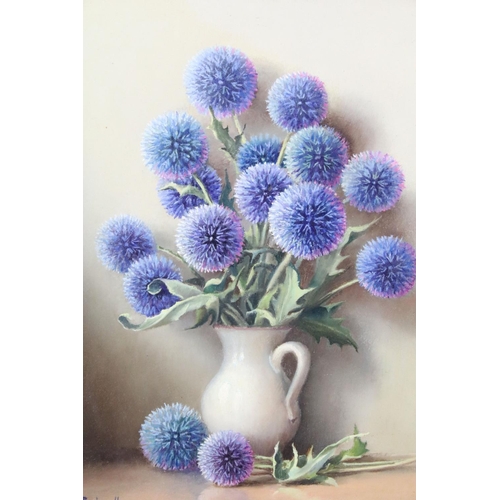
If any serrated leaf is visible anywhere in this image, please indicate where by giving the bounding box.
[253,286,279,326]
[322,425,369,468]
[273,266,312,325]
[158,181,205,200]
[118,294,219,331]
[220,169,235,211]
[308,217,381,293]
[271,433,369,484]
[295,307,358,350]
[208,108,240,160]
[147,279,202,298]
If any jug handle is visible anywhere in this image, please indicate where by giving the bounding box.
[271,341,311,423]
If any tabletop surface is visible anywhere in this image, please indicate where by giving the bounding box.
[83,458,416,500]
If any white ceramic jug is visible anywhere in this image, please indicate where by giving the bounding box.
[201,325,311,456]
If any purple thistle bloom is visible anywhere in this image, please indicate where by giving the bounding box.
[267,72,328,132]
[197,431,254,486]
[236,134,282,171]
[356,236,416,298]
[96,215,156,273]
[176,205,244,273]
[269,183,346,260]
[285,126,349,187]
[342,151,405,212]
[141,112,209,181]
[234,163,293,224]
[185,46,258,118]
[123,255,182,317]
[158,165,222,219]
[140,403,208,471]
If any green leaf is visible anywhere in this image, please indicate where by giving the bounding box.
[271,433,369,484]
[186,307,212,329]
[185,276,206,288]
[203,269,232,294]
[207,108,240,160]
[118,294,219,331]
[187,297,220,329]
[253,286,279,326]
[322,425,368,468]
[220,169,235,211]
[158,181,205,200]
[295,306,358,350]
[147,279,202,299]
[273,266,312,325]
[308,217,381,296]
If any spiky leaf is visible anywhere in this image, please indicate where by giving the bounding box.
[271,432,369,485]
[208,108,240,160]
[272,265,312,325]
[157,181,205,200]
[295,306,358,350]
[220,169,235,211]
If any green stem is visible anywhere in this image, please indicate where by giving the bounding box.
[157,246,203,281]
[318,279,359,305]
[277,132,292,165]
[193,173,213,204]
[327,457,416,474]
[233,114,246,143]
[266,253,292,292]
[259,222,269,247]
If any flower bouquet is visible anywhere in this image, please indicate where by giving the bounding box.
[96,46,416,486]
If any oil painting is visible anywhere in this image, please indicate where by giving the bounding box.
[84,0,416,498]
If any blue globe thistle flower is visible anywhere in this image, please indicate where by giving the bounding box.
[342,151,405,212]
[96,215,156,273]
[267,72,328,132]
[269,183,346,260]
[123,255,182,317]
[356,236,416,298]
[176,204,244,273]
[185,46,258,118]
[197,430,254,487]
[157,165,222,219]
[140,403,208,471]
[236,134,282,171]
[285,126,349,187]
[234,163,293,224]
[141,112,209,181]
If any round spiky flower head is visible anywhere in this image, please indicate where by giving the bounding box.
[356,236,416,298]
[176,204,244,273]
[96,215,156,273]
[285,126,349,187]
[123,255,182,317]
[140,403,208,471]
[157,165,222,219]
[234,163,293,224]
[267,72,328,132]
[185,46,258,118]
[342,151,405,212]
[269,183,346,260]
[197,430,254,487]
[141,112,209,181]
[236,134,282,172]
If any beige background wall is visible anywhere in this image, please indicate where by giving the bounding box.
[84,0,415,458]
